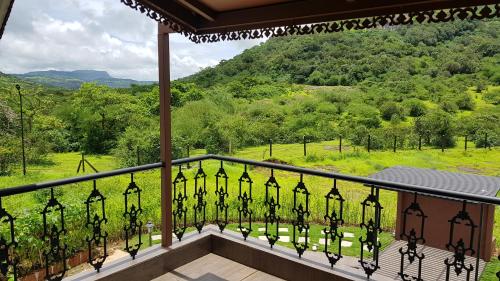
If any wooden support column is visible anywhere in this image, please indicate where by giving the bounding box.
[158,23,173,248]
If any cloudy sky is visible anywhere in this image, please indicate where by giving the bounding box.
[0,0,265,81]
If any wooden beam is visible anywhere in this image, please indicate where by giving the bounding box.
[194,0,499,33]
[177,0,216,21]
[145,0,202,31]
[158,23,173,248]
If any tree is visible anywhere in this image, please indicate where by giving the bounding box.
[403,99,427,117]
[380,101,405,121]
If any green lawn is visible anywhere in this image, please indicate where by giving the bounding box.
[0,144,498,279]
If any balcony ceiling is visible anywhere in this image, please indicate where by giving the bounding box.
[122,0,500,42]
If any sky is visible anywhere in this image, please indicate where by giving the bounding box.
[0,0,265,81]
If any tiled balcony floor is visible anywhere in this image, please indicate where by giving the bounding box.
[152,253,284,281]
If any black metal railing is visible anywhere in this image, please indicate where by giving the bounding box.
[0,162,162,280]
[0,155,498,280]
[171,154,500,281]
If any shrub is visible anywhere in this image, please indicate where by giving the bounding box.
[380,102,405,121]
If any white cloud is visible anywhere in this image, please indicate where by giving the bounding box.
[0,0,265,81]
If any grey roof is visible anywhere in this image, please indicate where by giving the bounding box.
[368,166,500,197]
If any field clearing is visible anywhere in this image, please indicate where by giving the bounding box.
[0,142,498,277]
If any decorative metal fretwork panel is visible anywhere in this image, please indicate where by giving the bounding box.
[444,201,477,280]
[173,166,188,241]
[324,179,345,267]
[193,162,207,233]
[85,181,108,272]
[215,161,229,232]
[291,174,310,258]
[41,188,67,281]
[122,0,500,44]
[123,174,142,259]
[359,185,383,279]
[238,165,253,240]
[0,198,17,280]
[264,169,280,248]
[399,193,426,281]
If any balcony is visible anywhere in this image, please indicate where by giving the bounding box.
[0,154,498,281]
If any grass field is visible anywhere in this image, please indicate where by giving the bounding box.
[0,142,498,279]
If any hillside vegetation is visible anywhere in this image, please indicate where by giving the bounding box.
[0,20,499,173]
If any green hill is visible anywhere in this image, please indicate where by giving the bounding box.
[184,20,499,89]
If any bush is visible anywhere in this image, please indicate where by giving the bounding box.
[483,87,500,105]
[403,99,427,117]
[455,93,475,110]
[380,102,405,121]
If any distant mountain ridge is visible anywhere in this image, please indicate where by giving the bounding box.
[13,70,155,89]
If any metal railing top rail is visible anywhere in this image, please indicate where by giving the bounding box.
[1,154,499,205]
[0,162,164,197]
[175,154,500,206]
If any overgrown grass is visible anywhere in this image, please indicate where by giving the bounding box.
[0,144,498,276]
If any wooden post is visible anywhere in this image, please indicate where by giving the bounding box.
[393,136,397,153]
[464,135,468,151]
[82,153,86,172]
[418,135,422,151]
[367,135,371,153]
[339,136,342,153]
[303,136,307,156]
[484,133,488,149]
[269,139,273,157]
[136,146,140,166]
[158,24,173,248]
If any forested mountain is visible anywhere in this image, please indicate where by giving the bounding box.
[184,20,499,89]
[1,20,499,172]
[13,70,154,89]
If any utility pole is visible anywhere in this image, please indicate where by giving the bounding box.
[16,85,27,176]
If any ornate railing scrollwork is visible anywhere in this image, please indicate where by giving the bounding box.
[264,169,280,248]
[399,193,426,281]
[444,201,477,280]
[238,165,253,240]
[215,161,229,232]
[173,166,188,241]
[0,198,17,281]
[123,173,143,259]
[324,179,345,267]
[193,162,207,233]
[41,188,67,281]
[292,174,310,258]
[85,180,108,272]
[359,185,383,279]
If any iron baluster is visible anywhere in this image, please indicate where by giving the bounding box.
[0,198,17,281]
[215,161,229,232]
[173,166,188,241]
[445,201,477,280]
[123,173,143,259]
[359,185,383,279]
[496,255,499,279]
[292,174,310,258]
[41,188,67,281]
[85,180,108,272]
[237,165,253,240]
[324,179,345,267]
[264,169,280,248]
[399,193,426,281]
[193,161,207,233]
